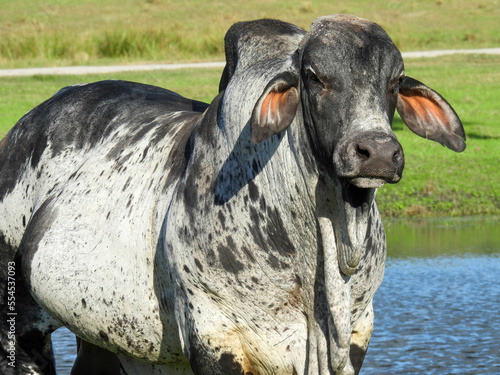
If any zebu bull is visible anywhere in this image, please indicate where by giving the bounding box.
[0,14,465,375]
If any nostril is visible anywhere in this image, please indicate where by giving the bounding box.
[392,149,403,167]
[356,145,370,160]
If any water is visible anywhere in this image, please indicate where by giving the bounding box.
[51,328,77,375]
[364,255,500,374]
[51,217,500,374]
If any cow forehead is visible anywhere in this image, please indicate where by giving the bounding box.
[311,14,378,32]
[299,14,402,73]
[306,14,391,44]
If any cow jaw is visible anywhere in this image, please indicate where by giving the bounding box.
[338,182,376,275]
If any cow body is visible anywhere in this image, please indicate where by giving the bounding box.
[0,15,465,375]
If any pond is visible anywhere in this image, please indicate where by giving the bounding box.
[51,216,500,374]
[364,216,500,374]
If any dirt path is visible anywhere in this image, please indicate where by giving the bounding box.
[0,48,499,77]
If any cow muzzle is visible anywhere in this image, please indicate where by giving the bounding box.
[337,134,405,188]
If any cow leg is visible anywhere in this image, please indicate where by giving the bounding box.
[71,337,125,375]
[0,250,61,375]
[349,303,374,375]
[72,338,193,375]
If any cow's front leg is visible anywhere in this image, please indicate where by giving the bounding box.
[175,290,255,375]
[349,303,374,375]
[184,321,259,374]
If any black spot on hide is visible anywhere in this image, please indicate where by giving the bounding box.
[248,180,259,202]
[249,221,269,254]
[350,342,368,373]
[241,245,256,263]
[265,207,296,256]
[140,146,149,162]
[194,258,204,273]
[249,206,262,226]
[267,253,282,270]
[218,211,226,230]
[99,330,109,342]
[207,249,216,267]
[217,242,244,274]
[355,295,365,303]
[365,236,373,252]
[218,353,244,374]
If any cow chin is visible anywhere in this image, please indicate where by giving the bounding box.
[350,177,387,189]
[337,181,377,275]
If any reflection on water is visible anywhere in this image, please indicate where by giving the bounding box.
[384,216,500,257]
[51,217,500,374]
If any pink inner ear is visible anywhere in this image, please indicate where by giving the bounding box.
[397,88,466,152]
[399,93,450,130]
[251,85,298,144]
[260,91,286,126]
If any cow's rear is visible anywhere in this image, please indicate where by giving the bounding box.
[0,81,207,375]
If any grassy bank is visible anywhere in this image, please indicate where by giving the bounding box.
[1,54,499,218]
[1,0,499,68]
[378,54,500,218]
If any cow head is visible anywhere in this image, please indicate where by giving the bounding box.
[250,15,466,275]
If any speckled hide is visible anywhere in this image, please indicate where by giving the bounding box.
[0,15,465,375]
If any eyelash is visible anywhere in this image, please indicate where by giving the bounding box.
[307,68,323,85]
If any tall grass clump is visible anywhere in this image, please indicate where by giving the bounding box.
[0,27,225,66]
[0,32,86,62]
[1,0,499,68]
[95,27,224,60]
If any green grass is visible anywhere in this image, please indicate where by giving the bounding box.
[377,54,500,218]
[1,0,499,218]
[1,0,499,68]
[1,54,499,218]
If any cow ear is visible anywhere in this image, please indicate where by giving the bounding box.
[397,76,466,152]
[250,71,299,144]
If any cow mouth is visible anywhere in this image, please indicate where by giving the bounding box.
[336,179,377,275]
[342,179,379,207]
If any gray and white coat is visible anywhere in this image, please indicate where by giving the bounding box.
[0,14,465,375]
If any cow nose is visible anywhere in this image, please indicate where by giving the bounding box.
[354,137,404,182]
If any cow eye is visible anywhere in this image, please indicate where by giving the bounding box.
[306,68,323,86]
[310,72,320,82]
